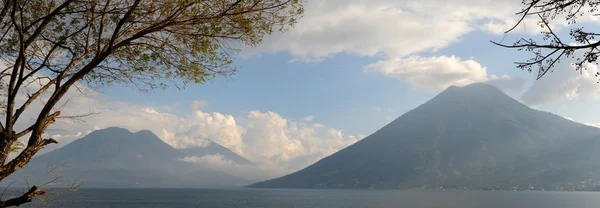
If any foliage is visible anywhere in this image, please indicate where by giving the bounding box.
[0,0,303,206]
[492,0,600,80]
[8,141,22,153]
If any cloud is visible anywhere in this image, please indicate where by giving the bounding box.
[179,154,289,181]
[385,116,394,122]
[188,100,208,110]
[562,116,600,129]
[482,4,600,35]
[167,110,243,151]
[180,154,295,181]
[312,123,324,128]
[365,55,489,91]
[238,0,600,91]
[14,89,364,177]
[0,72,97,148]
[374,107,393,113]
[237,0,526,91]
[242,0,523,61]
[236,111,361,166]
[521,59,600,106]
[584,122,600,128]
[482,16,559,35]
[2,72,364,179]
[486,74,526,92]
[303,115,314,121]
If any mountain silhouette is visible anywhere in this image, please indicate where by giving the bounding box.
[249,83,600,190]
[5,127,251,188]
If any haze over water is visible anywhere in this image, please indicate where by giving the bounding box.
[22,188,600,208]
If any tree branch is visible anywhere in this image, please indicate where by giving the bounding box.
[5,0,75,137]
[0,135,57,180]
[0,186,46,207]
[14,111,60,141]
[491,40,600,50]
[96,0,111,56]
[0,0,302,187]
[0,0,11,29]
[12,79,57,126]
[6,0,26,135]
[22,0,76,48]
[108,0,141,48]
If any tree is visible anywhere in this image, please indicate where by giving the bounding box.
[492,0,600,80]
[0,0,303,206]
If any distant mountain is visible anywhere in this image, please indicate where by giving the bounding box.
[181,141,253,165]
[4,127,251,188]
[249,83,600,190]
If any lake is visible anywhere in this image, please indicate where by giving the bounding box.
[17,188,600,208]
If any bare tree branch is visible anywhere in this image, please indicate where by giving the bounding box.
[495,0,600,80]
[0,186,45,207]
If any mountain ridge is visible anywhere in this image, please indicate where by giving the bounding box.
[248,83,600,190]
[3,127,253,188]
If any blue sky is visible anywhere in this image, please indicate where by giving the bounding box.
[101,52,433,136]
[32,0,600,178]
[98,30,555,137]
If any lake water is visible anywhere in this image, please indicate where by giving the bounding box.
[17,188,600,208]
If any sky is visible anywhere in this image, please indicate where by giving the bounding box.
[10,0,600,180]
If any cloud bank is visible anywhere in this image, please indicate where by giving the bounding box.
[12,89,365,179]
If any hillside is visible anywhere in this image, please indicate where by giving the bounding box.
[248,83,600,190]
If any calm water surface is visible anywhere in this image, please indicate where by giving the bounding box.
[17,188,600,208]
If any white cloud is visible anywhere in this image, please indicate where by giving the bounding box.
[238,111,304,162]
[243,0,522,61]
[235,111,360,166]
[486,74,526,92]
[584,122,600,128]
[561,116,600,129]
[365,55,489,91]
[237,0,527,90]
